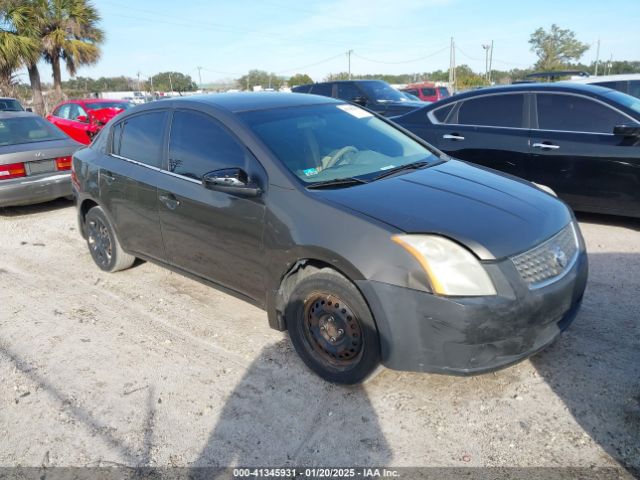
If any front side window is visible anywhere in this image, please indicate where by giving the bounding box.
[168,110,245,180]
[241,103,440,184]
[421,88,437,97]
[457,94,525,128]
[0,116,67,146]
[117,111,167,167]
[536,94,629,133]
[336,83,363,102]
[358,81,408,103]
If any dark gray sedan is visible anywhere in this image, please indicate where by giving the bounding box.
[0,112,81,207]
[73,93,588,384]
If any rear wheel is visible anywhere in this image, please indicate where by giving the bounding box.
[286,269,380,384]
[85,206,135,272]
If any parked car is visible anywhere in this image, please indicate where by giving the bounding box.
[73,93,587,384]
[0,112,81,207]
[0,97,25,112]
[47,99,133,145]
[394,83,640,218]
[564,73,640,99]
[292,79,425,117]
[401,82,451,102]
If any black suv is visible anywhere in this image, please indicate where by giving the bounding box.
[292,79,425,117]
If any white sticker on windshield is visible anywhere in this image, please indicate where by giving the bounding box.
[337,104,373,119]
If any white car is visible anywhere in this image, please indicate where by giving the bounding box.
[564,73,640,99]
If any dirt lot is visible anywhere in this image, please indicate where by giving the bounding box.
[0,199,638,476]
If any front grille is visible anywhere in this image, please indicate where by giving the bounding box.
[511,223,579,289]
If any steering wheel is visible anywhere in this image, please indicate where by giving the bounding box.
[323,146,358,170]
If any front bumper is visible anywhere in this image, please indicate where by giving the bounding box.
[0,172,71,207]
[357,249,588,375]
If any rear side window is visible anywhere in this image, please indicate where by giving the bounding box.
[432,103,455,123]
[293,85,312,93]
[116,111,167,167]
[168,110,245,180]
[53,104,71,119]
[310,83,333,97]
[594,81,628,94]
[457,94,525,128]
[421,87,436,97]
[536,94,629,133]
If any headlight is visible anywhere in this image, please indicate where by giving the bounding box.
[392,235,497,296]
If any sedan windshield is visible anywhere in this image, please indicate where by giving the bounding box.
[84,101,132,110]
[241,103,440,185]
[0,116,67,146]
[359,81,411,103]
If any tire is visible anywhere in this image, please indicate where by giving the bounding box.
[84,206,135,273]
[286,268,381,384]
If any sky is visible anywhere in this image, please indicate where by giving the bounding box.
[21,0,640,85]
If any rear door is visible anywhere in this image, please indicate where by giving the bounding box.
[103,110,168,260]
[157,109,266,301]
[528,92,640,216]
[431,92,529,179]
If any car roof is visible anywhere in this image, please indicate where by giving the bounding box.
[0,97,20,101]
[0,111,39,120]
[565,73,640,83]
[442,82,617,101]
[170,92,343,113]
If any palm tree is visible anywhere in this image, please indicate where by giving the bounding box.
[0,1,44,113]
[39,0,104,99]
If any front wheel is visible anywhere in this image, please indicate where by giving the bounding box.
[286,268,381,384]
[85,206,135,273]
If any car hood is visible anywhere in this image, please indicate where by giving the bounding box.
[375,101,425,116]
[314,160,572,260]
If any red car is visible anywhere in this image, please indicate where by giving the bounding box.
[401,82,451,103]
[47,99,133,144]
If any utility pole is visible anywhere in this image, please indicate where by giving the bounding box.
[449,37,456,92]
[347,49,353,80]
[150,74,154,97]
[168,72,173,93]
[482,44,490,81]
[136,71,141,92]
[594,39,600,76]
[606,54,613,75]
[488,40,494,84]
[197,66,203,90]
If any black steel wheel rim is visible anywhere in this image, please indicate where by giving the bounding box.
[87,218,112,268]
[303,292,363,368]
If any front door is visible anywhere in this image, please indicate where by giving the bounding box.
[157,109,266,302]
[527,92,640,216]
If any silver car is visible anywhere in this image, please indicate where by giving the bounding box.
[0,112,81,207]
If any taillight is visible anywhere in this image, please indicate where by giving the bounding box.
[0,162,26,180]
[56,156,72,171]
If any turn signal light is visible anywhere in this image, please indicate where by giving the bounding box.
[0,162,26,180]
[56,156,72,171]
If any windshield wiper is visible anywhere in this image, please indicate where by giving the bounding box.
[373,160,430,181]
[306,177,368,189]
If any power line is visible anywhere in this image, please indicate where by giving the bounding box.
[353,46,449,65]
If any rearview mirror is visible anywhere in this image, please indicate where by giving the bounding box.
[202,168,261,197]
[613,124,640,137]
[76,115,88,123]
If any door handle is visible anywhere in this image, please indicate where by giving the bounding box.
[532,142,560,150]
[102,171,115,185]
[443,134,465,141]
[159,193,180,210]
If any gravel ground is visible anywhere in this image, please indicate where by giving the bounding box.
[0,199,638,476]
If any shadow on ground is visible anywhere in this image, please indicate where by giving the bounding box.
[531,252,640,476]
[575,212,640,231]
[191,340,391,474]
[0,197,74,217]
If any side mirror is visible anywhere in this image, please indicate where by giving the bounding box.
[76,115,88,123]
[202,168,262,197]
[613,124,640,137]
[352,96,368,106]
[25,107,33,112]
